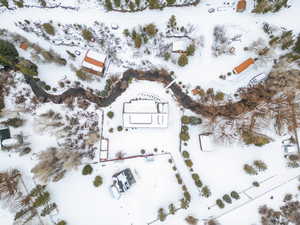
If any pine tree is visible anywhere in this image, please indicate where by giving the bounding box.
[158,208,167,221]
[201,186,211,198]
[113,0,121,7]
[180,198,189,209]
[168,203,176,215]
[186,44,196,56]
[0,39,19,66]
[178,54,188,67]
[243,164,258,175]
[104,0,113,11]
[168,15,177,29]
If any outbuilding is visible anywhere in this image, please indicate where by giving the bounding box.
[81,50,106,76]
[233,58,255,74]
[236,0,247,12]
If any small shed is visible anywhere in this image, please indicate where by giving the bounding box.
[81,50,106,76]
[233,58,255,74]
[20,42,29,51]
[236,0,246,12]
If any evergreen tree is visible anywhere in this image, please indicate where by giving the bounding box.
[168,15,177,29]
[104,0,113,11]
[166,0,176,6]
[178,54,188,67]
[129,1,135,11]
[144,23,157,37]
[180,198,189,209]
[168,203,176,215]
[158,208,167,222]
[147,0,160,9]
[201,186,211,198]
[0,0,9,8]
[186,44,196,56]
[0,39,19,66]
[113,0,121,7]
[293,34,300,54]
[243,164,258,175]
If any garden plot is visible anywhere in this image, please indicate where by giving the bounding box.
[48,154,183,225]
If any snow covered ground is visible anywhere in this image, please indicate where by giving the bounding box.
[1,0,300,225]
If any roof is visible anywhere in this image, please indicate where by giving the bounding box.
[236,0,246,12]
[233,58,255,74]
[172,40,188,52]
[20,42,29,50]
[123,99,168,128]
[113,168,136,193]
[82,50,106,73]
[0,127,11,146]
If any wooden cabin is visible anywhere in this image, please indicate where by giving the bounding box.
[81,50,106,76]
[233,58,255,74]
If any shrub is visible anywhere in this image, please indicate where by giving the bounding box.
[0,0,9,8]
[168,203,176,215]
[158,208,167,222]
[253,181,260,187]
[186,44,196,56]
[195,179,203,188]
[185,216,198,225]
[164,52,171,61]
[93,176,103,187]
[175,173,182,184]
[107,111,114,119]
[185,159,193,168]
[294,34,300,54]
[230,191,240,200]
[253,160,267,171]
[75,69,92,81]
[222,194,232,204]
[82,165,93,175]
[109,128,113,133]
[182,125,189,132]
[182,151,190,158]
[113,0,121,7]
[56,221,67,225]
[104,0,113,11]
[15,0,24,8]
[16,59,38,76]
[82,29,94,41]
[0,39,19,66]
[243,164,258,175]
[42,23,55,36]
[201,186,211,198]
[216,199,225,208]
[144,23,157,37]
[3,117,24,127]
[180,131,190,141]
[178,54,188,67]
[33,191,50,208]
[181,116,191,124]
[172,166,177,171]
[141,149,146,154]
[189,116,202,125]
[214,92,225,101]
[117,126,123,132]
[184,191,191,202]
[133,34,142,48]
[180,198,189,209]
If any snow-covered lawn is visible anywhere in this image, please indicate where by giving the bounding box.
[48,154,183,225]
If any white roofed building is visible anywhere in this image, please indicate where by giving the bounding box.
[123,99,168,128]
[81,50,106,76]
[172,40,188,53]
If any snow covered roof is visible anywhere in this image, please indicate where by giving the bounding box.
[123,99,168,128]
[172,40,188,52]
[82,50,106,74]
[112,168,136,193]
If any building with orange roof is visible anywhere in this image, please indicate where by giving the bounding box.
[233,58,255,74]
[19,42,29,51]
[81,50,106,76]
[236,0,246,12]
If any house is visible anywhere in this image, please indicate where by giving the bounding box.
[111,168,136,199]
[233,58,255,74]
[123,99,168,128]
[236,0,246,12]
[81,50,106,76]
[19,42,29,51]
[172,40,188,53]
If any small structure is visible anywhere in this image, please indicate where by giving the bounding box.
[19,42,29,51]
[81,50,106,76]
[0,126,11,147]
[282,138,298,155]
[172,40,188,53]
[192,88,203,95]
[100,138,109,162]
[123,99,168,128]
[233,58,255,74]
[236,0,246,12]
[111,168,136,199]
